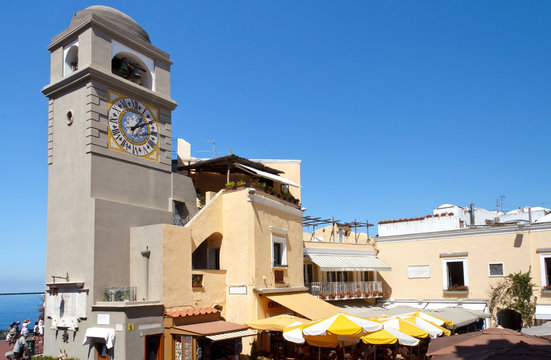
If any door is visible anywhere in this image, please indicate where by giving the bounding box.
[145,334,163,360]
[95,343,110,360]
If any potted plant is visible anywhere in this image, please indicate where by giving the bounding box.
[192,274,203,288]
[236,180,246,188]
[225,181,236,190]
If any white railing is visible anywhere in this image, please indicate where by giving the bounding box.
[307,281,384,300]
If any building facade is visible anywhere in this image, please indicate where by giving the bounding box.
[375,204,551,326]
[42,7,344,360]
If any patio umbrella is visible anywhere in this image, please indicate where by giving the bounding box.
[379,317,430,339]
[245,314,308,332]
[360,327,420,346]
[283,313,383,348]
[302,313,383,337]
[402,316,451,338]
[283,321,340,348]
[427,327,551,360]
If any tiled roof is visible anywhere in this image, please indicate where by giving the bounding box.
[165,307,219,318]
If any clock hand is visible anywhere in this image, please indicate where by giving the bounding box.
[130,120,155,131]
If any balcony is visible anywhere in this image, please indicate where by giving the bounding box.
[103,286,136,302]
[307,281,385,300]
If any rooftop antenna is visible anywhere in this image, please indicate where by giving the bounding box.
[196,140,219,158]
[497,195,505,212]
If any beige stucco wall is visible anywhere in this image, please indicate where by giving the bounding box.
[376,226,551,304]
[158,188,304,330]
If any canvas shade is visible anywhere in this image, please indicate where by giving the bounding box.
[361,327,419,346]
[412,311,454,327]
[245,315,308,332]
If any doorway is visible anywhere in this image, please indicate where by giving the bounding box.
[145,334,163,360]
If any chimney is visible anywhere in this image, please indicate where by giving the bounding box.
[470,203,475,225]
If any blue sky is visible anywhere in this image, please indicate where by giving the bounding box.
[1,1,550,292]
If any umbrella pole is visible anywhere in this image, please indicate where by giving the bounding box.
[318,346,320,360]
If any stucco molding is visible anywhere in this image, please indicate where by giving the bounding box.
[254,287,309,295]
[439,252,468,258]
[304,248,378,257]
[247,189,303,217]
[42,65,178,110]
[536,248,551,253]
[376,222,551,244]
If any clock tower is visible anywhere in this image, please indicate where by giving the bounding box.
[42,6,177,359]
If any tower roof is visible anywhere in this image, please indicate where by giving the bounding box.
[70,6,150,43]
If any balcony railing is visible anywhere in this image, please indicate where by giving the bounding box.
[307,281,384,300]
[103,286,136,302]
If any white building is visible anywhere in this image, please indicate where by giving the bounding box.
[378,203,550,237]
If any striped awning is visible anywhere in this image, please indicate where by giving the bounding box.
[306,253,391,271]
[206,329,257,341]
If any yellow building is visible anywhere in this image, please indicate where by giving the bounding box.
[375,214,551,326]
[302,220,391,305]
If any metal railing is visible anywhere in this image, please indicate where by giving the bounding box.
[307,281,384,300]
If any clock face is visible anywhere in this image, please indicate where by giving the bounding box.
[108,91,159,161]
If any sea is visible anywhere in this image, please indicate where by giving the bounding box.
[0,293,44,330]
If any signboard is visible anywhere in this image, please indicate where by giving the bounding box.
[408,265,431,278]
[229,286,247,295]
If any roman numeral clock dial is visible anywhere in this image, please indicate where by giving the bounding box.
[107,90,159,161]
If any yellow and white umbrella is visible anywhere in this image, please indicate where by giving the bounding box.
[360,327,420,346]
[302,313,383,337]
[401,316,451,338]
[283,313,383,348]
[380,317,429,339]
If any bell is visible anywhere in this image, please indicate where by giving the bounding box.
[131,67,142,80]
[119,60,129,74]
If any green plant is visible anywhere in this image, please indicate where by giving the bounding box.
[488,269,536,327]
[236,180,246,187]
[225,181,235,189]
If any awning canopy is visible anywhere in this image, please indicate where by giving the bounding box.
[306,253,391,271]
[266,293,348,321]
[245,314,309,332]
[82,327,115,349]
[234,163,301,188]
[172,320,255,341]
[207,329,257,341]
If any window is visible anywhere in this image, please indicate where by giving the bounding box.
[272,235,287,267]
[540,254,551,289]
[442,258,469,290]
[338,227,344,243]
[207,248,220,270]
[489,263,504,277]
[173,201,189,226]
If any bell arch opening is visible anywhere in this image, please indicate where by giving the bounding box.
[111,52,153,89]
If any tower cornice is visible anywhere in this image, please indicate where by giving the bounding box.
[42,65,178,110]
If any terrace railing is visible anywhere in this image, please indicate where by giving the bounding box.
[307,281,385,300]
